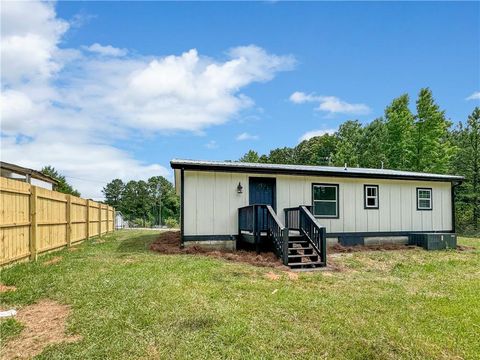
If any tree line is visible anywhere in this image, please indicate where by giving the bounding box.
[239,88,479,234]
[102,177,180,227]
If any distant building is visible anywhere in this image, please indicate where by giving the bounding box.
[115,211,127,229]
[0,161,58,190]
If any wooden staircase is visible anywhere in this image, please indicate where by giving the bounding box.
[238,204,327,270]
[287,233,324,270]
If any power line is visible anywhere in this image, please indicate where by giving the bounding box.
[64,175,106,184]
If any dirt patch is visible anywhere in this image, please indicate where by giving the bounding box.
[265,272,281,280]
[329,243,417,253]
[2,300,81,359]
[287,272,299,280]
[150,232,287,269]
[0,284,17,293]
[43,256,62,266]
[456,245,476,251]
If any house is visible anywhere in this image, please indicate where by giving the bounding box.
[0,161,58,190]
[171,159,463,269]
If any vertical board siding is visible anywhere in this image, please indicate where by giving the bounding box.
[183,171,453,237]
[0,178,31,264]
[0,176,115,266]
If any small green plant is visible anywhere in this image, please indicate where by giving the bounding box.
[165,218,179,228]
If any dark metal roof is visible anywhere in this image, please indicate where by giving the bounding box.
[170,159,464,182]
[0,161,59,185]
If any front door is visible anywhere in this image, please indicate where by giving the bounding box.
[249,177,276,231]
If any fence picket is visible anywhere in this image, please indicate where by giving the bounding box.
[0,176,115,266]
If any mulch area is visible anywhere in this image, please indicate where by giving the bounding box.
[329,243,418,253]
[149,231,472,269]
[149,232,287,269]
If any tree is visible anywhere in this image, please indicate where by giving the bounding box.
[41,166,80,197]
[414,88,453,173]
[359,118,388,169]
[453,107,480,233]
[147,176,179,226]
[384,94,415,170]
[266,147,297,164]
[239,150,260,163]
[102,179,124,209]
[102,176,180,227]
[332,120,364,167]
[121,180,153,227]
[295,134,337,166]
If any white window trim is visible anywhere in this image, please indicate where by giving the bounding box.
[312,184,339,218]
[364,185,379,209]
[417,188,433,210]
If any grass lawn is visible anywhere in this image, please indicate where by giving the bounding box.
[1,230,479,359]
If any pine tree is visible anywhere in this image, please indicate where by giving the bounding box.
[454,107,480,232]
[41,166,80,197]
[332,120,363,167]
[359,118,388,168]
[414,88,453,173]
[102,179,124,209]
[384,94,415,170]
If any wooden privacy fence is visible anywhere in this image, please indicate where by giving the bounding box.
[1,176,115,266]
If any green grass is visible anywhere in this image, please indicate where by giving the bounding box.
[1,230,479,359]
[0,318,24,343]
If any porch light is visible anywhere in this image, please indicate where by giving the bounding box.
[237,182,243,194]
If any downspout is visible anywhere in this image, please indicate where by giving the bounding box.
[180,168,185,247]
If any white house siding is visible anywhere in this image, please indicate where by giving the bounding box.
[182,170,452,237]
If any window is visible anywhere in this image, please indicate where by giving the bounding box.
[312,184,339,218]
[417,188,432,210]
[364,185,379,209]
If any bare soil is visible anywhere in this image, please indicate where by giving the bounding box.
[149,231,287,269]
[2,300,81,359]
[43,256,63,266]
[329,243,417,253]
[0,284,17,293]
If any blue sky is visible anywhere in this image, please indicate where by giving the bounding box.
[1,1,479,198]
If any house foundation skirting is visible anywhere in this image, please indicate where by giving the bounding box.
[182,231,454,248]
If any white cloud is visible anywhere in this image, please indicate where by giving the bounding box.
[84,43,127,57]
[466,91,480,101]
[298,129,336,142]
[236,132,259,141]
[289,91,371,115]
[205,140,218,149]
[0,1,294,199]
[0,0,69,84]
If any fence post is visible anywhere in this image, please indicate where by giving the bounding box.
[113,208,116,232]
[86,200,90,240]
[98,203,101,236]
[66,195,72,247]
[106,205,110,233]
[29,186,38,261]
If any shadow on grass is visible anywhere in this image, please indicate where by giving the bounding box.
[115,232,160,254]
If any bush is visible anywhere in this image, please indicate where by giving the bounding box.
[165,218,179,228]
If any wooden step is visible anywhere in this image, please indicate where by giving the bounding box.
[288,253,318,258]
[288,260,324,267]
[288,248,318,256]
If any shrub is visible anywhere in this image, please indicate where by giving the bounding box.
[165,218,179,228]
